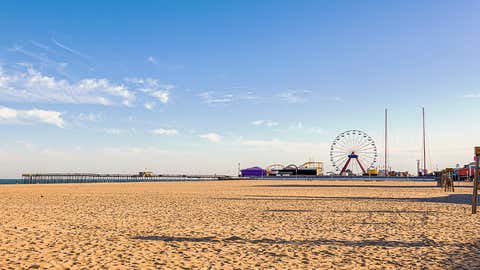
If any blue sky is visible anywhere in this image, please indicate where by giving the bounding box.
[0,1,478,177]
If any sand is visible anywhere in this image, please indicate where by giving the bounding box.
[0,180,479,269]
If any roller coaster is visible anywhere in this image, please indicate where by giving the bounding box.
[266,162,323,176]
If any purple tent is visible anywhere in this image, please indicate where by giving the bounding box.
[241,167,266,177]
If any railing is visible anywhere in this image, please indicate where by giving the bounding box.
[19,173,238,184]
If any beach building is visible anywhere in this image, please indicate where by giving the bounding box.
[240,167,266,177]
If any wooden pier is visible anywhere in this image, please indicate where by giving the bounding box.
[20,173,236,184]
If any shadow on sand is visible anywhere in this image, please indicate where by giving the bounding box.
[263,209,440,214]
[252,184,473,189]
[132,235,480,267]
[132,235,435,247]
[443,241,480,268]
[134,184,480,267]
[219,194,474,206]
[264,209,313,213]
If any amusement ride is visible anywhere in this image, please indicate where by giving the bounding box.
[330,130,378,175]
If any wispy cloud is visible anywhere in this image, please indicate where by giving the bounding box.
[197,87,263,106]
[320,96,341,102]
[197,88,336,106]
[147,56,157,65]
[252,120,278,127]
[77,112,102,122]
[278,90,312,103]
[125,77,173,104]
[280,90,340,103]
[288,121,324,134]
[144,57,184,71]
[0,65,135,106]
[289,121,304,129]
[144,102,155,110]
[101,128,124,135]
[10,45,58,67]
[198,91,234,104]
[199,133,222,142]
[29,40,55,53]
[0,106,64,128]
[307,127,324,134]
[151,91,170,104]
[51,37,90,60]
[240,91,260,101]
[463,92,480,98]
[0,64,177,108]
[151,128,178,136]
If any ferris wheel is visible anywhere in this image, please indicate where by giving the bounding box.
[330,130,377,175]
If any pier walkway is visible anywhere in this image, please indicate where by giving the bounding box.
[20,173,236,184]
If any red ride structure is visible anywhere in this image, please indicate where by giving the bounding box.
[340,152,367,175]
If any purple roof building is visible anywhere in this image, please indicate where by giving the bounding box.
[240,167,266,177]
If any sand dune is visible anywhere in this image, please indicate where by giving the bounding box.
[0,180,479,269]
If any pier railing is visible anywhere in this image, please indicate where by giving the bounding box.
[20,173,237,184]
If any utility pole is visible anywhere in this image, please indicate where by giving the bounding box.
[422,107,427,175]
[473,147,480,214]
[385,108,388,177]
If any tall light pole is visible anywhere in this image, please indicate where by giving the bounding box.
[385,108,388,176]
[422,107,427,175]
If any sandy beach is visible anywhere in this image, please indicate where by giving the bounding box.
[0,180,479,269]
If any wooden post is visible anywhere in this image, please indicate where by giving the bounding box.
[473,147,480,214]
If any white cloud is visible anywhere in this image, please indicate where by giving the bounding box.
[101,128,123,135]
[151,128,178,136]
[77,112,102,122]
[124,77,158,91]
[307,127,324,134]
[151,91,169,104]
[198,91,234,104]
[278,90,312,103]
[0,106,64,127]
[289,121,304,130]
[320,96,342,102]
[78,78,133,100]
[199,133,222,142]
[144,102,155,110]
[30,40,54,53]
[252,120,264,126]
[287,121,323,134]
[147,56,157,65]
[463,92,480,98]
[126,77,173,104]
[266,121,278,127]
[51,37,90,60]
[0,66,135,106]
[252,120,278,127]
[239,91,260,101]
[197,89,262,105]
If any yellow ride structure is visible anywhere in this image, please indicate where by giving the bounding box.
[266,164,285,176]
[299,162,324,176]
[367,169,379,176]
